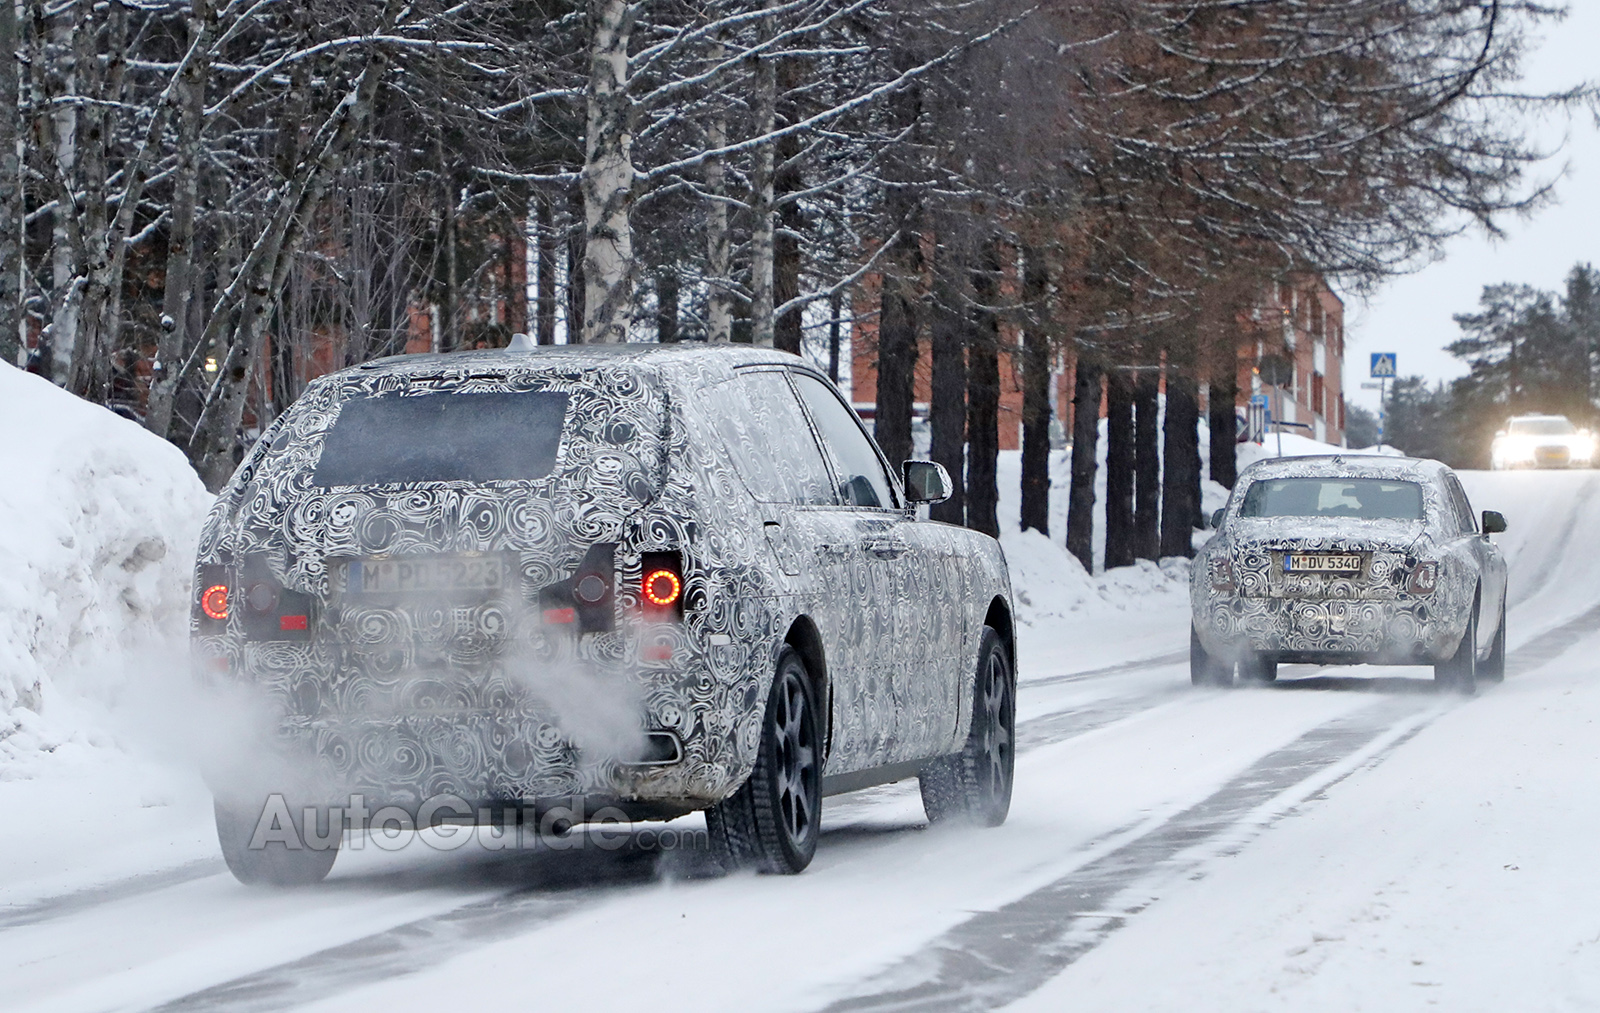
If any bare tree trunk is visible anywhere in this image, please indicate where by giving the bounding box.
[191,0,401,487]
[147,0,211,438]
[875,272,917,472]
[581,0,635,344]
[0,0,20,367]
[655,269,679,343]
[1161,346,1202,558]
[1133,363,1161,561]
[536,193,557,344]
[827,289,841,382]
[565,187,584,342]
[929,261,966,526]
[966,242,1000,538]
[1104,367,1135,569]
[1208,340,1239,489]
[1066,356,1101,570]
[704,68,732,345]
[748,5,778,348]
[1020,251,1051,536]
[773,127,803,355]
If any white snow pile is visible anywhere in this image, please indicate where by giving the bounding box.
[0,363,212,776]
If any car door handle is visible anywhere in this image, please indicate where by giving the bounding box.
[862,537,908,559]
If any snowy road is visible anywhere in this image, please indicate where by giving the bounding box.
[5,470,1600,1012]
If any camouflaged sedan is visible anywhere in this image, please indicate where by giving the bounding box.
[1191,455,1508,694]
[193,345,1015,884]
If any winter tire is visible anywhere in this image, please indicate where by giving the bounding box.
[1435,599,1480,696]
[1189,626,1234,687]
[706,647,822,874]
[1480,598,1507,685]
[920,626,1016,827]
[215,798,339,886]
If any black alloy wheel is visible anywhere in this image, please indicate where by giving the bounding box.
[1190,626,1234,687]
[706,647,822,874]
[921,626,1016,827]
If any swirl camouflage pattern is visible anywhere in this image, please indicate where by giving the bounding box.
[193,345,1014,830]
[1191,454,1507,687]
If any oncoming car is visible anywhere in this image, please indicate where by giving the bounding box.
[1191,456,1508,694]
[193,345,1015,884]
[1491,414,1594,469]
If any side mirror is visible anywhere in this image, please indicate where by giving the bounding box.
[1210,508,1226,530]
[902,460,953,505]
[1482,510,1507,535]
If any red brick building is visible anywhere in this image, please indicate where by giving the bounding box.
[847,272,1347,454]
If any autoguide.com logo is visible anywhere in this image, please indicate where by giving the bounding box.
[246,794,707,853]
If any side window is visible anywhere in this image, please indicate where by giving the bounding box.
[1444,475,1476,533]
[791,372,898,509]
[700,371,835,505]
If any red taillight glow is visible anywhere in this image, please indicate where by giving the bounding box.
[643,569,682,608]
[279,614,309,631]
[643,643,673,662]
[201,584,229,621]
[544,607,577,625]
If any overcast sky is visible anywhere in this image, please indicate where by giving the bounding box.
[1341,4,1599,413]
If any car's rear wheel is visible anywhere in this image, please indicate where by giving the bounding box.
[1238,652,1278,684]
[1435,600,1479,696]
[1480,598,1507,684]
[921,627,1015,827]
[214,798,339,886]
[1189,626,1234,687]
[706,647,822,874]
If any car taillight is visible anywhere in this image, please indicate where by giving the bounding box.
[1407,561,1438,595]
[201,584,230,621]
[641,551,684,622]
[644,569,681,607]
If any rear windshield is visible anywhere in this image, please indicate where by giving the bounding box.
[1239,478,1424,521]
[1508,417,1575,436]
[313,391,569,486]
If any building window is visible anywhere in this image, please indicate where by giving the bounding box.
[1312,371,1325,417]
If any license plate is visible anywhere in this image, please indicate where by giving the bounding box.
[347,555,507,595]
[1283,553,1363,574]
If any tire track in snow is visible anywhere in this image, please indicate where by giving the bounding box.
[1506,473,1600,608]
[47,669,1206,1013]
[809,600,1600,1013]
[0,859,226,931]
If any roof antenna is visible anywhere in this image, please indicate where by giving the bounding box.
[507,333,535,351]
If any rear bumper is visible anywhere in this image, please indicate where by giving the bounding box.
[195,631,764,814]
[1194,594,1465,665]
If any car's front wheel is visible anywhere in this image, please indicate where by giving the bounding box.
[921,627,1015,827]
[214,798,339,886]
[706,647,822,874]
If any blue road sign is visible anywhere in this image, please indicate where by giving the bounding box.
[1370,353,1396,378]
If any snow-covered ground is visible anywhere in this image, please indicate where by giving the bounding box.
[6,371,1600,1013]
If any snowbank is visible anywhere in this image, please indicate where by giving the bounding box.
[0,364,212,776]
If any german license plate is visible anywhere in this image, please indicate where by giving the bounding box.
[347,555,507,595]
[1283,553,1363,574]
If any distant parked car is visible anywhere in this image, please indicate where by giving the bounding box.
[193,345,1015,884]
[1491,414,1594,469]
[1191,455,1508,694]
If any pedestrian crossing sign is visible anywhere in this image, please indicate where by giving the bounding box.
[1370,353,1396,378]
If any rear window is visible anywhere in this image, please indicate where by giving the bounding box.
[313,391,569,486]
[1239,478,1424,521]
